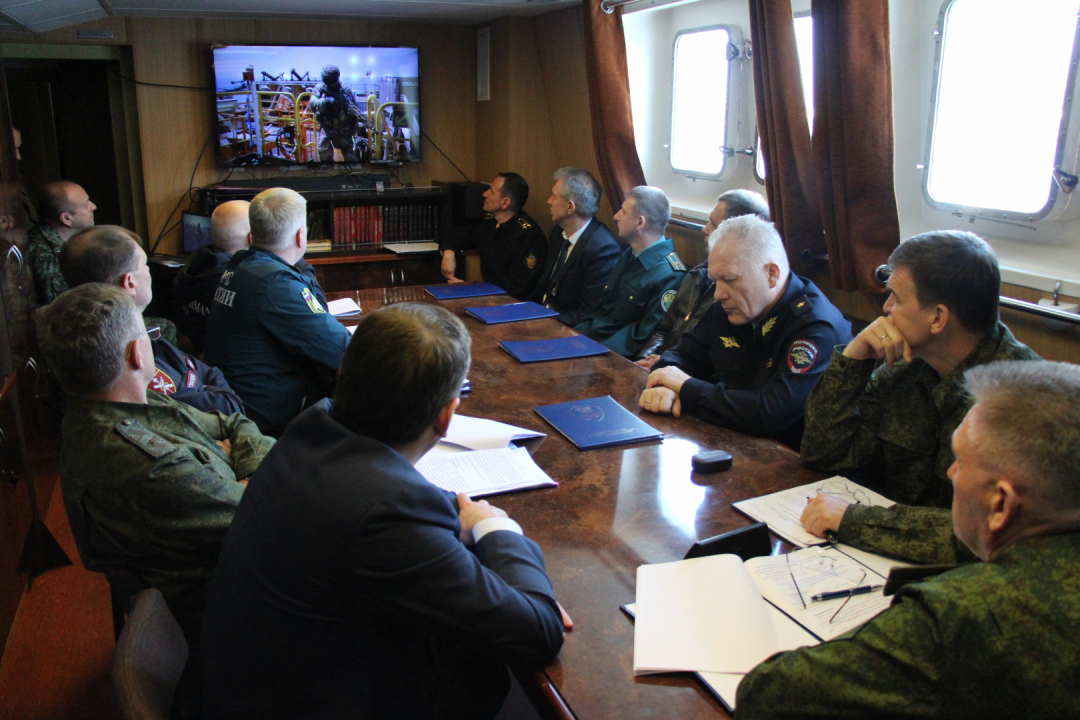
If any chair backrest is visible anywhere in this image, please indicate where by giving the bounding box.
[112,588,190,720]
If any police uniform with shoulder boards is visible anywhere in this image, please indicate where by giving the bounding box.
[438,210,548,300]
[655,274,852,448]
[574,237,687,358]
[203,247,351,436]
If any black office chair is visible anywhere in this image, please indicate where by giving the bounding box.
[112,588,189,720]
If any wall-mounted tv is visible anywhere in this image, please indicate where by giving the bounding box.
[211,45,420,167]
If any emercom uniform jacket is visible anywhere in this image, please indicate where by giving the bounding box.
[439,211,548,300]
[655,274,851,449]
[203,247,351,436]
[638,261,714,359]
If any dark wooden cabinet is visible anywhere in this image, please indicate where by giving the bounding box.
[306,250,445,293]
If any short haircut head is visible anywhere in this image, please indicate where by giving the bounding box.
[554,167,602,218]
[34,283,141,396]
[249,187,307,251]
[495,172,529,212]
[332,303,471,445]
[59,225,141,288]
[211,200,251,253]
[717,188,770,222]
[888,231,1000,336]
[38,181,79,224]
[625,186,671,235]
[963,360,1080,509]
[709,214,789,274]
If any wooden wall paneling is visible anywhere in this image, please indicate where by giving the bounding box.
[997,282,1080,363]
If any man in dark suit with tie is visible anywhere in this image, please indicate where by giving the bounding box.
[199,302,568,720]
[531,167,622,326]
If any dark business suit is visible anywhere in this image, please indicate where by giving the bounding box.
[531,217,622,327]
[199,400,564,720]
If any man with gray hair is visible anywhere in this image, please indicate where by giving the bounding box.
[636,188,771,368]
[531,167,621,326]
[35,283,273,641]
[204,187,351,436]
[737,360,1080,718]
[573,186,688,358]
[640,214,850,448]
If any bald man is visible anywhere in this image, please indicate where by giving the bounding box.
[27,180,96,305]
[640,215,850,448]
[173,200,327,353]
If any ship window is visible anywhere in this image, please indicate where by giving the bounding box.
[755,12,814,182]
[670,26,732,178]
[924,0,1080,218]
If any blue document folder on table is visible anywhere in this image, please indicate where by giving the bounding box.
[500,335,610,363]
[534,395,663,450]
[465,302,559,325]
[424,282,507,300]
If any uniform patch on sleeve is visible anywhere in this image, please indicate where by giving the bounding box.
[525,252,538,270]
[184,356,196,370]
[302,287,325,314]
[661,289,677,311]
[787,339,819,374]
[149,369,176,395]
[184,370,198,389]
[665,252,687,272]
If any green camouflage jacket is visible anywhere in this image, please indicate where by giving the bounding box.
[736,532,1080,719]
[27,221,67,306]
[60,391,274,606]
[801,323,1039,562]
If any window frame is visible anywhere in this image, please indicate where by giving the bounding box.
[920,0,1080,222]
[668,23,744,181]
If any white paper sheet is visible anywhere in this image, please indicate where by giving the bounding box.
[327,298,362,316]
[440,414,545,451]
[415,446,556,497]
[383,242,440,254]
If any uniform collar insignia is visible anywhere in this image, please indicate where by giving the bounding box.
[720,336,740,349]
[761,317,778,336]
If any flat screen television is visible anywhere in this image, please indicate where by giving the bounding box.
[211,45,420,167]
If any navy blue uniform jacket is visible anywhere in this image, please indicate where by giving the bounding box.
[199,401,565,719]
[439,210,548,300]
[148,337,243,416]
[202,248,350,436]
[531,217,622,327]
[656,274,852,448]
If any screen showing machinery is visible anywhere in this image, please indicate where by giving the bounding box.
[212,45,420,167]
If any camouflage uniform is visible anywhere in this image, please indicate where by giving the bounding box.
[60,391,274,634]
[801,322,1039,563]
[27,221,67,306]
[736,532,1080,719]
[311,81,361,162]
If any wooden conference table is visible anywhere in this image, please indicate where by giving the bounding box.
[329,286,827,720]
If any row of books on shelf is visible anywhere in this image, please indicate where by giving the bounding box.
[329,204,441,248]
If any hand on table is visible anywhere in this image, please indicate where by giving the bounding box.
[843,317,911,368]
[646,366,691,394]
[800,494,852,538]
[634,354,661,371]
[557,601,574,635]
[639,386,681,417]
[457,492,508,545]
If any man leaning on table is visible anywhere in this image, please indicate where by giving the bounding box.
[799,231,1039,564]
[737,360,1080,719]
[639,215,850,449]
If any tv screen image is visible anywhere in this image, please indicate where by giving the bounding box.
[212,45,420,167]
[182,211,212,252]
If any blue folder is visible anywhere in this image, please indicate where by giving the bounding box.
[464,302,559,325]
[424,282,507,300]
[500,335,610,363]
[534,395,663,450]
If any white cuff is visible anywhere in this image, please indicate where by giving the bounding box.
[472,517,523,545]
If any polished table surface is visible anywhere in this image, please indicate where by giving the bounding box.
[330,286,826,719]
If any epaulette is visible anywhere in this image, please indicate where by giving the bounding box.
[518,217,533,230]
[665,252,687,272]
[789,295,813,317]
[483,212,495,221]
[115,419,176,459]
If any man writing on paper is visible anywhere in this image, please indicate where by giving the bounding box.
[438,172,548,300]
[200,302,569,720]
[635,188,771,369]
[737,360,1080,719]
[531,167,621,326]
[573,186,687,358]
[638,215,850,448]
[799,232,1039,564]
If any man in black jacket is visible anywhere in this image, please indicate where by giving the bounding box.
[531,167,622,326]
[636,188,771,369]
[173,200,326,353]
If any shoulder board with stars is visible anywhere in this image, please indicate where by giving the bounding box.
[789,295,813,317]
[518,217,533,230]
[665,252,687,272]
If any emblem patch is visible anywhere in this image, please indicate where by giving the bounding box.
[184,370,198,389]
[526,252,537,270]
[149,369,176,396]
[761,317,777,336]
[661,289,677,311]
[302,287,325,314]
[719,336,740,349]
[787,339,819,374]
[570,405,605,422]
[184,356,196,370]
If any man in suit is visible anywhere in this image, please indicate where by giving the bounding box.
[200,302,568,720]
[531,167,621,326]
[737,360,1080,719]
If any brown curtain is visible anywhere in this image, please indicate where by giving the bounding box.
[582,0,646,215]
[749,0,824,273]
[812,0,900,294]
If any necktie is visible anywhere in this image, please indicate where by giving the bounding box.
[544,239,571,306]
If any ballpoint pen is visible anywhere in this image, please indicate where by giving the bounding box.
[811,584,884,603]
